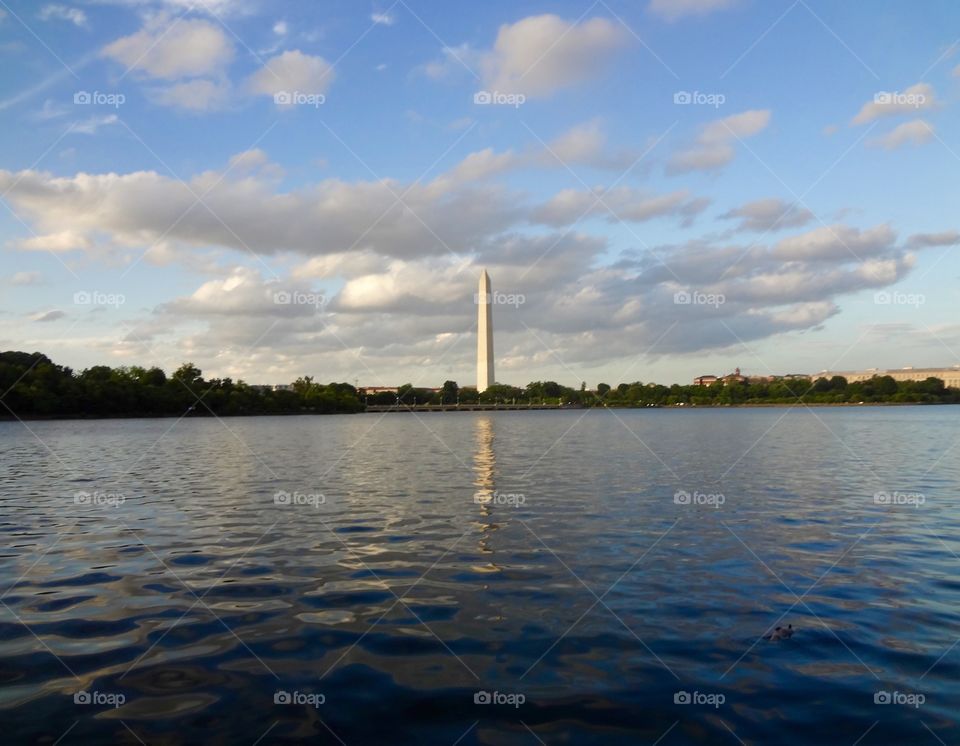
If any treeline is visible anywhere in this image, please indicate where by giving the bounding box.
[378,375,960,407]
[2,351,957,419]
[597,375,959,406]
[0,351,363,418]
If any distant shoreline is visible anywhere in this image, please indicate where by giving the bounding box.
[1,399,955,423]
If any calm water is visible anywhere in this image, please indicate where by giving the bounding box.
[1,408,959,745]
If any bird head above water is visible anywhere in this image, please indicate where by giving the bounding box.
[764,624,794,641]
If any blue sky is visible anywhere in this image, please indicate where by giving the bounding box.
[1,0,958,386]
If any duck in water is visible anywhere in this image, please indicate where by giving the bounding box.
[764,624,794,641]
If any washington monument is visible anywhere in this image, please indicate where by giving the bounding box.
[477,270,494,392]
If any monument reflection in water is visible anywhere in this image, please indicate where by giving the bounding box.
[472,416,500,568]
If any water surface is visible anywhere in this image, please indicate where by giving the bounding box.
[1,408,958,744]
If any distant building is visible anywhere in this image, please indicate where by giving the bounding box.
[693,368,812,386]
[721,367,747,384]
[357,386,399,395]
[274,384,294,392]
[814,366,960,388]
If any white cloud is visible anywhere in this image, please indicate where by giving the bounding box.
[0,158,523,261]
[668,109,771,174]
[94,0,251,15]
[102,17,234,80]
[247,50,335,99]
[867,119,934,150]
[72,113,119,135]
[139,217,928,383]
[35,98,70,120]
[371,11,396,26]
[31,309,66,322]
[851,83,936,125]
[908,230,959,248]
[532,186,708,227]
[15,230,92,253]
[152,79,232,111]
[543,119,643,170]
[11,271,42,286]
[771,224,896,262]
[720,198,813,232]
[648,0,739,21]
[0,149,943,380]
[479,14,629,97]
[38,4,89,29]
[273,20,288,35]
[422,44,478,80]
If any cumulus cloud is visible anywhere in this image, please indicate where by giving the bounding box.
[0,159,524,261]
[867,119,934,150]
[138,216,928,383]
[0,144,946,383]
[14,230,92,253]
[532,186,708,227]
[771,224,896,262]
[247,50,336,100]
[542,119,646,170]
[668,109,771,174]
[102,16,234,79]
[908,230,958,249]
[720,198,814,232]
[0,132,672,264]
[648,0,739,21]
[851,83,936,125]
[454,14,629,97]
[38,4,89,28]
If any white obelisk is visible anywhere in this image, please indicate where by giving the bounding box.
[477,270,494,392]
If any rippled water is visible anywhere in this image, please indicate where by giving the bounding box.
[2,408,959,744]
